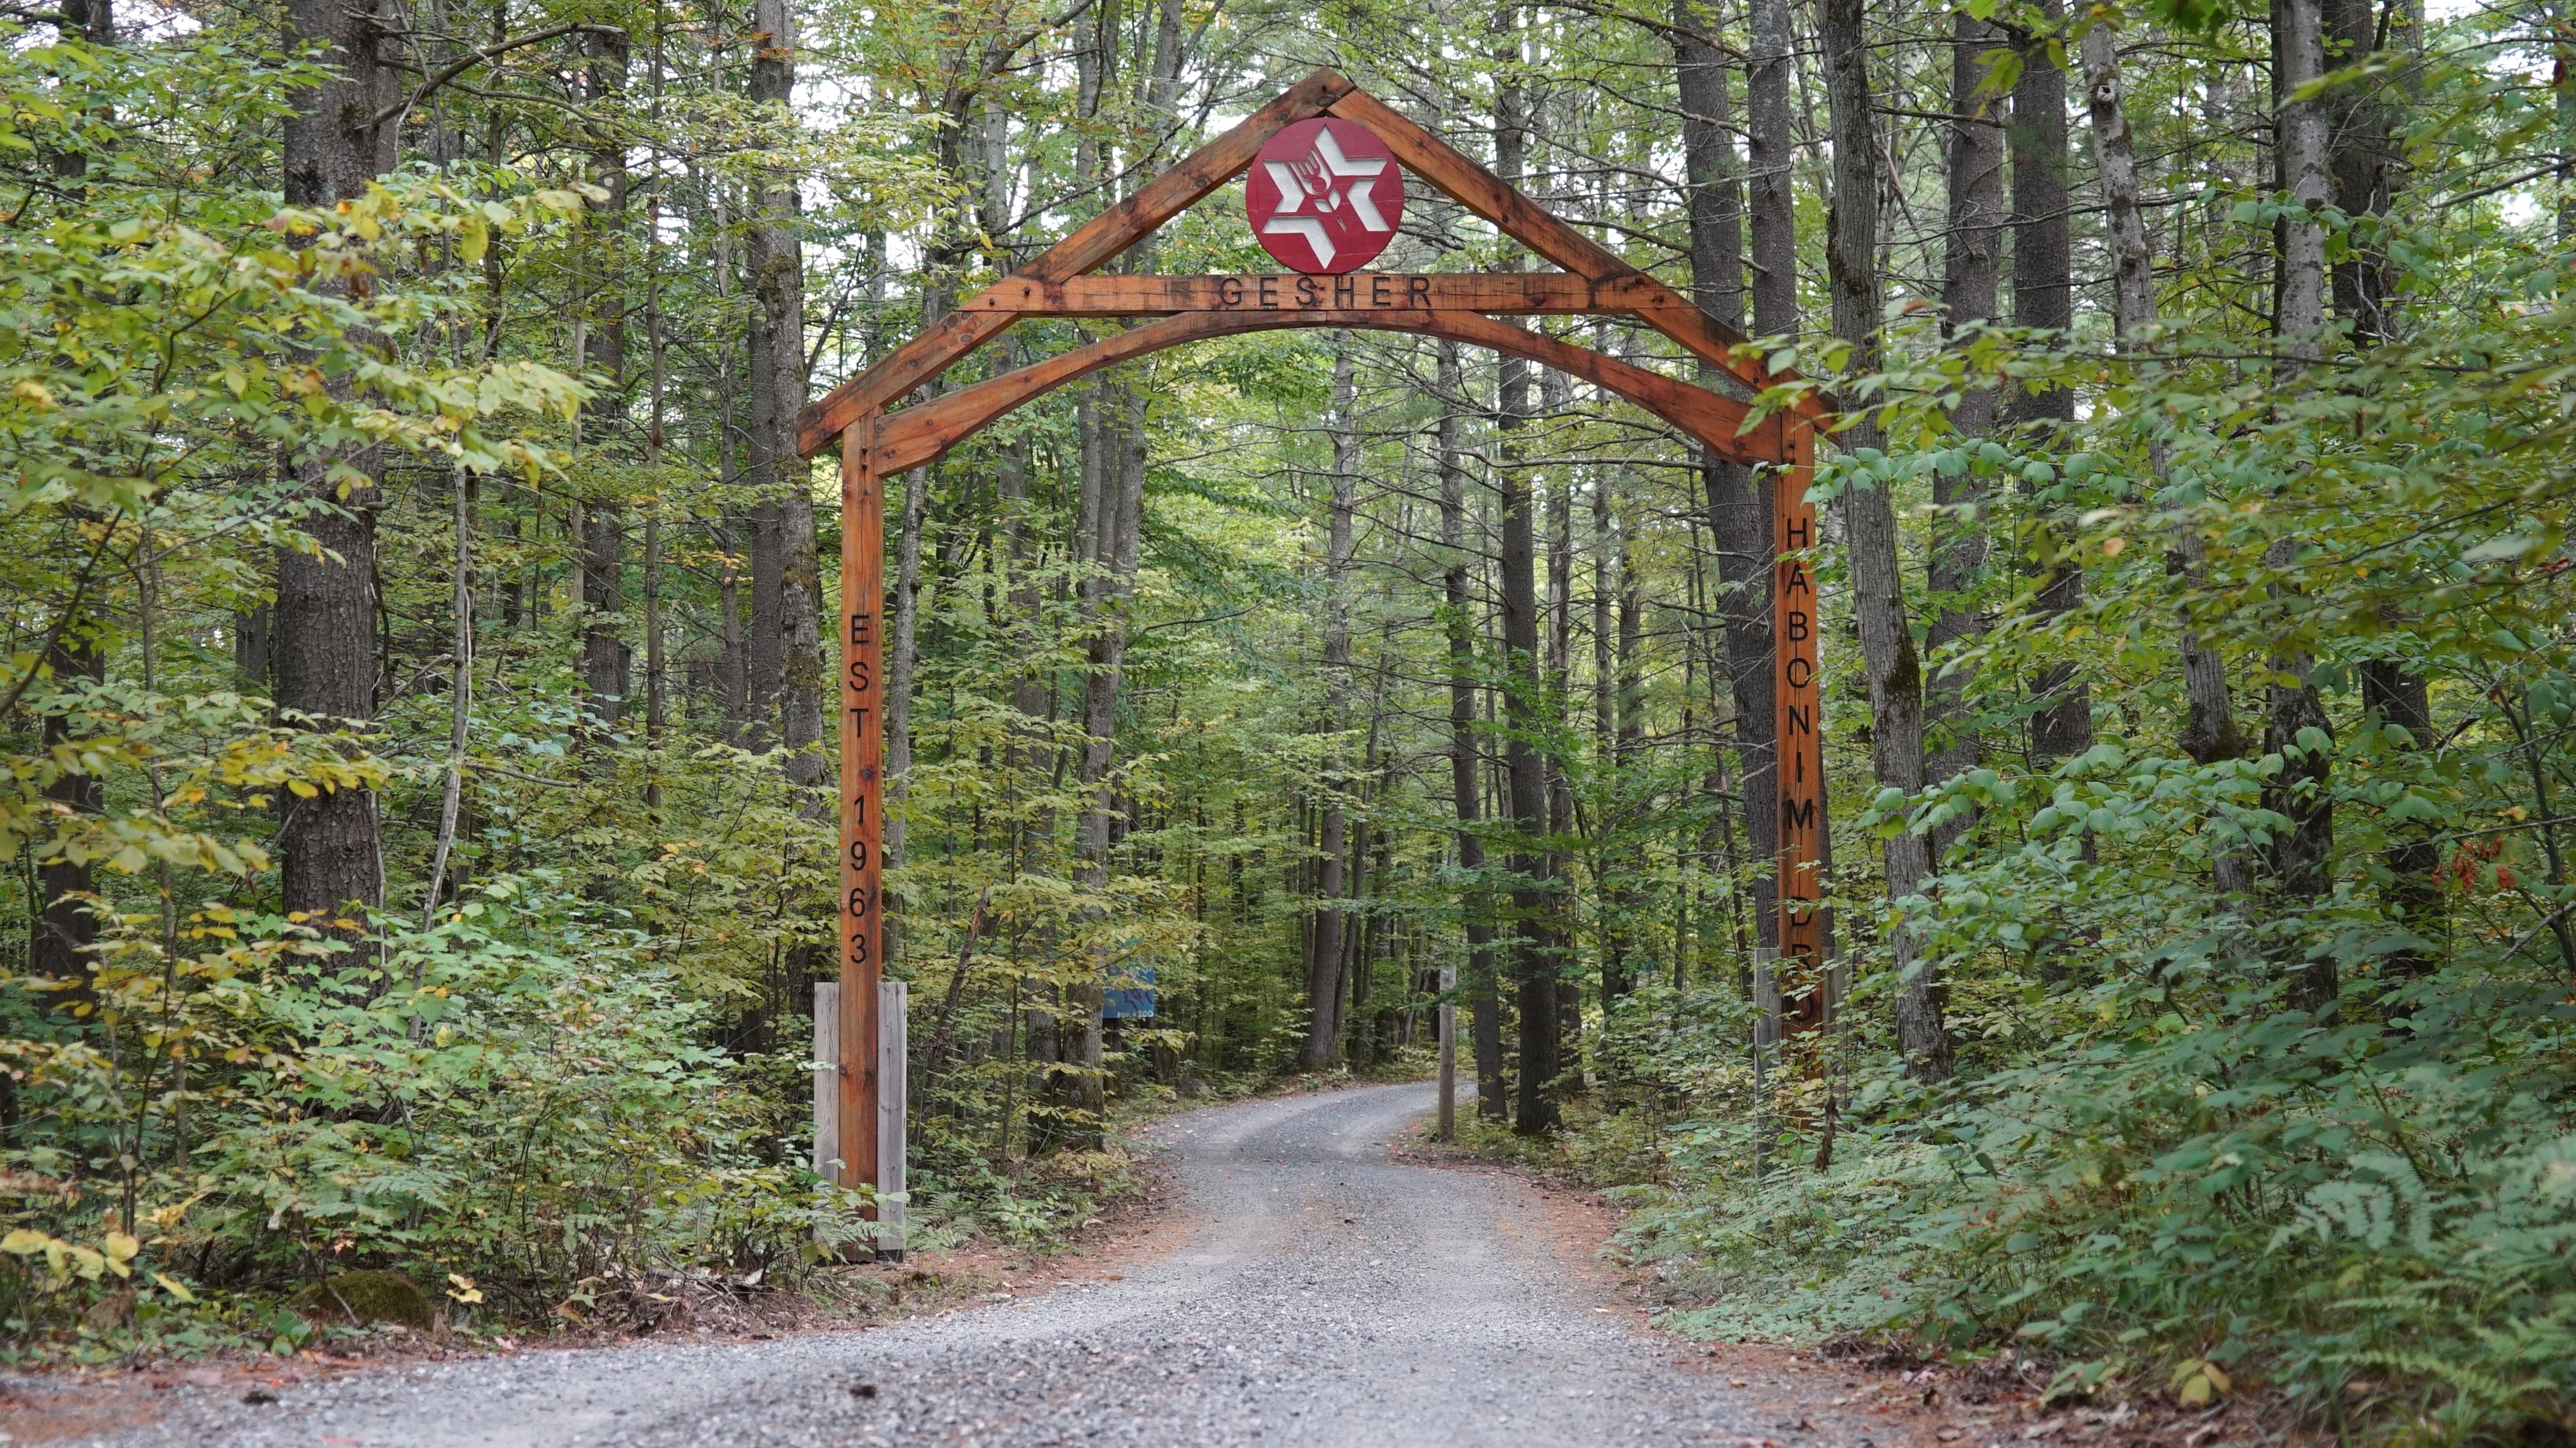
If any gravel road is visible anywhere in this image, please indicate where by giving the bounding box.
[106,1082,1793,1448]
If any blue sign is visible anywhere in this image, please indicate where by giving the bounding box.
[1103,964,1156,1020]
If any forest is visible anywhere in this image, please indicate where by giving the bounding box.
[0,0,2570,1434]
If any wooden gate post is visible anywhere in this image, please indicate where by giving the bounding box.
[837,416,885,1236]
[785,72,1845,1211]
[1773,415,1828,1028]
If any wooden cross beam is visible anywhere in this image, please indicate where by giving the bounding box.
[802,69,1833,1226]
[870,308,1779,477]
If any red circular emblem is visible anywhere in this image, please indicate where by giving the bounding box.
[1244,118,1406,275]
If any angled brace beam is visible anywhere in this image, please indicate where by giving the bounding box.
[870,308,1779,476]
[797,66,1832,459]
[813,70,1842,1229]
[1319,87,1822,409]
[796,69,1356,456]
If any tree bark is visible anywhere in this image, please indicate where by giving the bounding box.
[580,28,630,732]
[232,604,270,694]
[1930,12,2003,861]
[2320,6,2433,966]
[1495,3,1559,1133]
[2277,0,2330,361]
[1441,340,1508,1119]
[2360,658,2439,974]
[2010,0,2092,764]
[1821,0,1948,1079]
[2084,15,2248,902]
[1065,375,1144,1139]
[746,0,821,792]
[277,0,392,927]
[1302,339,1358,1068]
[33,627,103,1005]
[2269,0,2338,1011]
[718,517,747,738]
[886,456,928,874]
[1728,0,1797,951]
[1609,522,1642,1004]
[1542,365,1579,1083]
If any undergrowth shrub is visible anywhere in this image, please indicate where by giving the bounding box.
[1589,924,2576,1442]
[0,873,871,1356]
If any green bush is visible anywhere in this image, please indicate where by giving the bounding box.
[1,877,873,1353]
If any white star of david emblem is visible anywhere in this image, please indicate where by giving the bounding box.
[1260,127,1390,270]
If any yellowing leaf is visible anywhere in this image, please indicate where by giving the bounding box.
[151,1271,196,1302]
[2170,1358,2230,1407]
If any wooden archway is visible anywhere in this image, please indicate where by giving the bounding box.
[794,68,1834,1214]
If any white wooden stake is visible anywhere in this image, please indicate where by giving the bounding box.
[876,979,908,1260]
[813,982,841,1179]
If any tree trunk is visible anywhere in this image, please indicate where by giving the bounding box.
[1495,3,1559,1134]
[1727,0,1797,951]
[2318,0,2387,337]
[2083,16,2248,884]
[746,0,820,792]
[1930,11,2003,861]
[580,28,630,733]
[41,0,115,994]
[2362,658,2439,975]
[1302,340,1358,1069]
[1440,340,1508,1120]
[277,0,391,927]
[1065,376,1144,1140]
[233,604,270,693]
[1542,366,1580,1085]
[2269,0,2337,1011]
[1821,0,1948,1080]
[2010,0,2091,763]
[1609,526,1642,1004]
[33,627,103,1006]
[2320,5,2433,967]
[643,246,666,808]
[886,459,928,873]
[1591,476,1620,1005]
[718,516,747,738]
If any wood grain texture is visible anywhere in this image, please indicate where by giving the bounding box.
[800,71,1842,1054]
[1322,87,1829,412]
[794,70,1354,456]
[837,420,884,1203]
[1772,415,1828,1033]
[963,272,1673,315]
[873,309,1779,475]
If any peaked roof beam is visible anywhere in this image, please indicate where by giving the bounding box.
[867,307,1778,478]
[794,66,1826,461]
[796,70,1353,456]
[1320,87,1802,404]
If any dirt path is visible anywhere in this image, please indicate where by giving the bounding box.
[84,1082,1929,1448]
